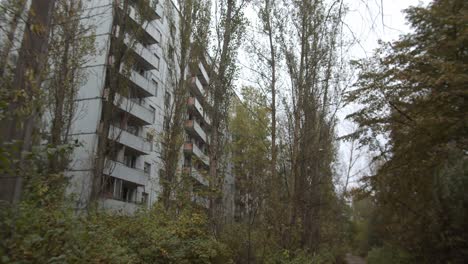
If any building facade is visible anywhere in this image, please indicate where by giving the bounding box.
[68,0,222,213]
[0,0,234,215]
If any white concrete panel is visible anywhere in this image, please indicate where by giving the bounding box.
[71,97,102,134]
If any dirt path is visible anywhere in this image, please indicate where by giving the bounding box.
[344,253,366,264]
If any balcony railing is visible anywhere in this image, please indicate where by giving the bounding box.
[189,76,204,97]
[124,35,160,70]
[187,97,211,126]
[100,198,141,215]
[187,97,203,116]
[198,62,210,85]
[118,0,162,20]
[185,120,208,144]
[104,160,148,186]
[128,70,157,97]
[108,125,152,155]
[114,93,155,125]
[183,142,209,166]
[183,166,209,186]
[120,4,162,45]
[150,0,163,20]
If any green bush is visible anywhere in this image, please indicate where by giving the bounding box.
[262,249,337,264]
[0,202,232,263]
[0,202,134,263]
[367,245,412,264]
[102,206,232,264]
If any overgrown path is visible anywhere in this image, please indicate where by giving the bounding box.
[344,253,366,264]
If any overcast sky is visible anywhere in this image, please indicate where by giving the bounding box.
[344,0,431,59]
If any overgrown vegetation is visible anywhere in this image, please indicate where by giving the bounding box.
[346,0,468,263]
[1,0,465,263]
[1,198,231,263]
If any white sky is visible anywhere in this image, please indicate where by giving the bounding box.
[343,0,430,59]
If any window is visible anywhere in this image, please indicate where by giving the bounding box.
[152,80,158,97]
[163,116,170,132]
[102,177,139,203]
[164,92,171,108]
[184,156,191,167]
[124,155,137,168]
[142,192,149,205]
[114,179,123,200]
[121,181,137,202]
[102,176,115,198]
[127,126,139,136]
[144,162,151,175]
[168,45,174,61]
[155,55,160,71]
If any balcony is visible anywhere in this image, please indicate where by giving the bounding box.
[184,166,208,186]
[187,97,211,125]
[114,94,155,125]
[124,70,157,97]
[100,198,141,215]
[185,120,208,144]
[104,160,148,186]
[183,142,209,166]
[124,35,160,70]
[198,62,210,85]
[119,0,162,20]
[120,4,162,45]
[189,76,204,97]
[108,125,152,155]
[149,0,163,20]
[187,97,203,116]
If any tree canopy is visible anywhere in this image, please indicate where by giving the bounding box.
[346,0,468,262]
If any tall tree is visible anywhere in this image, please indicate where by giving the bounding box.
[0,0,27,78]
[160,0,211,210]
[208,0,247,233]
[256,0,281,191]
[230,86,270,263]
[346,0,468,262]
[281,0,344,252]
[0,0,56,203]
[46,0,96,173]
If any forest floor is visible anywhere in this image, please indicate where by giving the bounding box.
[344,253,366,264]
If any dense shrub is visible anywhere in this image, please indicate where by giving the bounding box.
[101,206,232,264]
[367,245,412,264]
[0,202,134,263]
[0,202,232,263]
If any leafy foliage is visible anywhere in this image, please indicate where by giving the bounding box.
[346,0,468,262]
[0,201,232,263]
[366,245,412,264]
